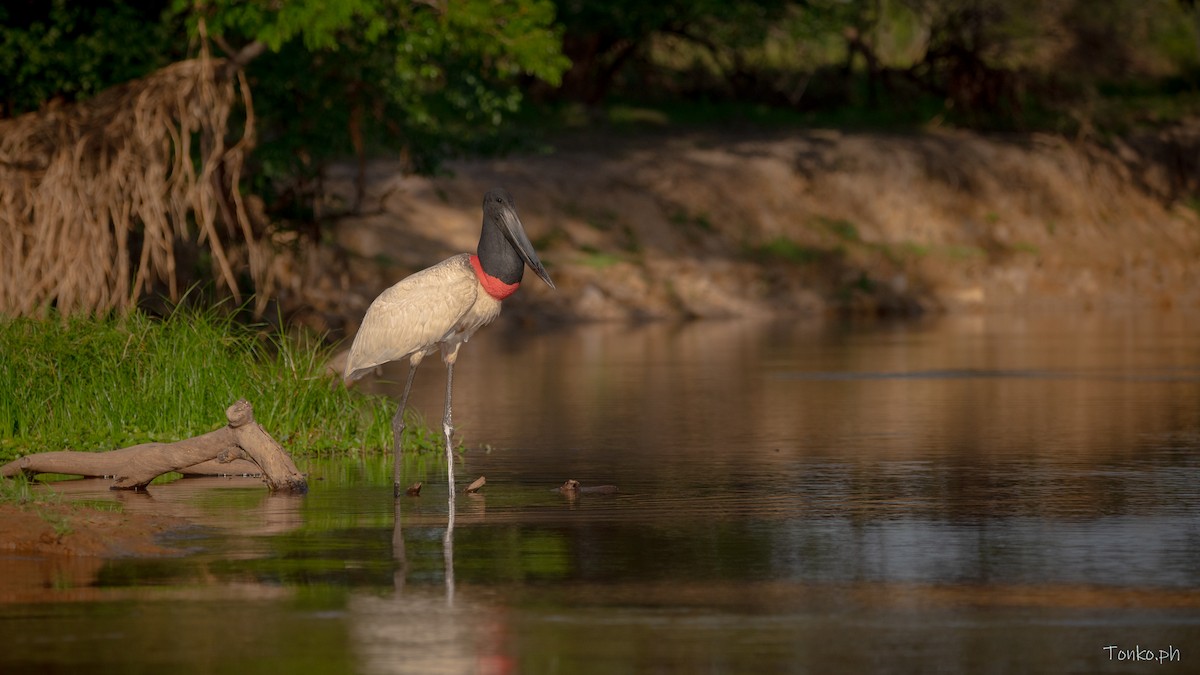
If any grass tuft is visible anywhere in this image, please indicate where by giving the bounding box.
[750,236,829,264]
[0,308,434,463]
[0,472,40,505]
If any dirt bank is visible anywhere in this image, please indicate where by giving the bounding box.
[0,503,183,558]
[0,502,185,603]
[283,125,1200,332]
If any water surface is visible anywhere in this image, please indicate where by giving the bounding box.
[2,313,1198,673]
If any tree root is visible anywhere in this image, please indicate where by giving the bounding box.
[0,400,307,493]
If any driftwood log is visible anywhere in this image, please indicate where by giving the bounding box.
[0,400,307,492]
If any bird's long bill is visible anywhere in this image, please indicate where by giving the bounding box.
[502,209,556,289]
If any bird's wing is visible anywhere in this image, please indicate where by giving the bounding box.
[344,255,478,381]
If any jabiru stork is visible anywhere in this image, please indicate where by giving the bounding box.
[344,188,554,498]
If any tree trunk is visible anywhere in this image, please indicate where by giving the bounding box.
[0,400,307,493]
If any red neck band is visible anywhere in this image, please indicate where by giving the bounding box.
[469,254,520,300]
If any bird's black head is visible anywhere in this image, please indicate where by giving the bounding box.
[477,188,555,289]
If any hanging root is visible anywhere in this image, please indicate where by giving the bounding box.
[0,47,272,317]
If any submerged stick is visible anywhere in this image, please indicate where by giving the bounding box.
[0,399,307,493]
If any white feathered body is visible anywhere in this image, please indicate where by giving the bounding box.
[344,254,502,382]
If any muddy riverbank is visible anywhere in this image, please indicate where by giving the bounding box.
[0,502,183,559]
[272,124,1200,335]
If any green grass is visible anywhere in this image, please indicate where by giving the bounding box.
[0,471,41,505]
[577,247,626,269]
[0,472,65,517]
[750,236,829,264]
[668,208,715,232]
[0,308,438,464]
[814,216,861,242]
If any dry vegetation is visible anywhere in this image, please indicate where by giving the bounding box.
[0,51,271,317]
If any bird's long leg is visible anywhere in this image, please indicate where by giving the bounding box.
[439,346,458,604]
[442,360,456,504]
[444,496,456,605]
[442,360,457,603]
[392,358,421,497]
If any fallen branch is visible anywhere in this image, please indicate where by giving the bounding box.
[0,400,306,493]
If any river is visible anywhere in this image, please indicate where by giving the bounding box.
[2,313,1198,673]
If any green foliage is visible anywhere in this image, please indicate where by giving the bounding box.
[0,309,437,462]
[3,0,569,193]
[5,0,1198,169]
[545,0,1200,135]
[0,0,178,116]
[182,0,389,52]
[551,0,796,102]
[188,0,569,186]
